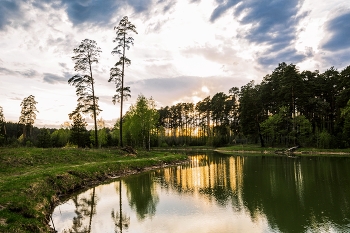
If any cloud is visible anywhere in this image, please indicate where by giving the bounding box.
[0,0,21,30]
[0,67,15,75]
[9,96,22,101]
[210,0,238,22]
[257,47,305,67]
[322,11,350,51]
[0,0,176,33]
[128,75,248,107]
[59,0,121,26]
[0,67,38,78]
[43,72,71,84]
[17,69,38,78]
[159,0,176,13]
[182,43,237,65]
[58,0,156,26]
[210,0,307,67]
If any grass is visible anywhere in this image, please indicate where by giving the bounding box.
[0,147,188,233]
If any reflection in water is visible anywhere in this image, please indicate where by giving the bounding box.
[111,180,130,233]
[52,152,350,233]
[157,154,244,209]
[62,187,98,233]
[123,171,159,220]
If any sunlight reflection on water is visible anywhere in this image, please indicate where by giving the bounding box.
[51,153,350,233]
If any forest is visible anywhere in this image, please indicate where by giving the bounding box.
[1,62,350,149]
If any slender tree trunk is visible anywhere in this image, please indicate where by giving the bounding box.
[206,111,210,138]
[257,121,265,147]
[89,56,99,148]
[88,187,96,233]
[119,180,123,233]
[120,34,126,148]
[148,126,151,151]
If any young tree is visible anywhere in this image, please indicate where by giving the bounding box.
[37,128,52,148]
[0,106,4,125]
[110,16,137,147]
[123,95,159,149]
[18,95,38,141]
[69,111,89,148]
[68,39,102,148]
[0,106,6,145]
[51,128,70,147]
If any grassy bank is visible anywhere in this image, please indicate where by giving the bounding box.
[0,148,188,233]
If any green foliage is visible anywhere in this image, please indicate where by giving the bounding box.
[238,81,266,145]
[0,106,5,145]
[18,95,38,141]
[51,128,70,147]
[90,128,109,148]
[0,107,5,146]
[36,128,51,148]
[317,130,332,149]
[123,95,159,149]
[341,100,350,146]
[260,107,290,146]
[69,113,90,148]
[294,115,312,146]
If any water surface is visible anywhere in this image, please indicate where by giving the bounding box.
[51,152,350,232]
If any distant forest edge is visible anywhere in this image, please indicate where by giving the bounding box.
[1,62,350,149]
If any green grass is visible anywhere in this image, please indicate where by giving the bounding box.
[0,147,188,233]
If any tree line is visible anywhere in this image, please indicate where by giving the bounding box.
[156,62,350,148]
[1,62,350,149]
[1,14,350,149]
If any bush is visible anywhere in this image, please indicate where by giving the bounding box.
[317,130,332,149]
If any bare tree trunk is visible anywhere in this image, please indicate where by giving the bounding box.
[120,34,126,148]
[89,57,99,149]
[88,187,96,233]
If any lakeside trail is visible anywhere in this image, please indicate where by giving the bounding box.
[0,148,188,233]
[6,157,174,179]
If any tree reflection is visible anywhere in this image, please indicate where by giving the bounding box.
[111,180,130,233]
[241,156,350,232]
[123,172,159,219]
[63,187,98,233]
[154,153,244,208]
[152,153,350,232]
[56,153,350,233]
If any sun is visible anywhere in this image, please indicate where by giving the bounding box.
[201,86,210,94]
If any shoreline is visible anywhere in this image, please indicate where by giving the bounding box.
[49,158,188,233]
[0,148,188,233]
[215,149,350,156]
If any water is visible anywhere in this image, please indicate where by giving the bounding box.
[51,152,350,233]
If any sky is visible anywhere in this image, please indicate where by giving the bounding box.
[1,0,350,128]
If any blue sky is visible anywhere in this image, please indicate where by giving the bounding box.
[0,0,349,128]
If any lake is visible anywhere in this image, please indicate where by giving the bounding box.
[51,151,350,232]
